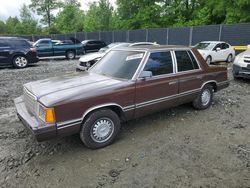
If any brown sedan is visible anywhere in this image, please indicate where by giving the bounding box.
[14,45,229,149]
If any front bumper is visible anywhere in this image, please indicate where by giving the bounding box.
[14,96,57,142]
[76,63,88,71]
[233,64,250,79]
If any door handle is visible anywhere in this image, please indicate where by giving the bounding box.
[196,75,203,79]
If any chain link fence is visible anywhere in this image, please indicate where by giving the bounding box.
[17,23,250,46]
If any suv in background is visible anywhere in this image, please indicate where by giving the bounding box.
[0,37,39,68]
[81,40,106,53]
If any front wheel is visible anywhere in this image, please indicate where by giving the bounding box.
[80,109,121,149]
[193,84,213,110]
[13,56,28,68]
[66,50,76,60]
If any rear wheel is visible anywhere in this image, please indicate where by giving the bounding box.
[193,84,213,110]
[80,109,121,149]
[66,50,76,60]
[227,54,233,63]
[13,56,28,68]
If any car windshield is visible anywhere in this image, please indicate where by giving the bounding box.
[89,50,145,80]
[195,42,214,50]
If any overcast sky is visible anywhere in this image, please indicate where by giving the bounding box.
[0,0,116,21]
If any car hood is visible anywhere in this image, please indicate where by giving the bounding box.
[238,49,250,57]
[79,52,104,62]
[24,72,123,106]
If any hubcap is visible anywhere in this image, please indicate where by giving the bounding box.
[15,56,27,67]
[228,55,232,62]
[68,52,74,59]
[201,89,211,106]
[91,118,114,143]
[206,57,211,64]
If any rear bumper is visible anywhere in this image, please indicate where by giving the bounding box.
[233,64,250,79]
[28,56,39,64]
[14,96,57,142]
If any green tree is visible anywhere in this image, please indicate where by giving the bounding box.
[18,4,40,34]
[5,16,21,34]
[29,0,62,27]
[55,4,84,33]
[84,0,113,32]
[116,0,163,29]
[0,20,6,34]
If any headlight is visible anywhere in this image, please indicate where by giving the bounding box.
[39,104,56,124]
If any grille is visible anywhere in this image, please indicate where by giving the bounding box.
[23,87,37,116]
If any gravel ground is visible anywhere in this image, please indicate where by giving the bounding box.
[0,59,249,188]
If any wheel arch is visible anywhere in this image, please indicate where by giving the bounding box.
[81,103,126,124]
[201,80,218,92]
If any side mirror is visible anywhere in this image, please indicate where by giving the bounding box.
[216,47,221,52]
[139,71,152,80]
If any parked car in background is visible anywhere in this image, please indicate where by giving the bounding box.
[0,37,38,68]
[15,45,229,149]
[77,42,158,71]
[81,40,106,53]
[34,38,84,60]
[233,45,250,79]
[194,41,235,64]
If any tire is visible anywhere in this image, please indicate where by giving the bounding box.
[66,50,76,60]
[12,55,28,68]
[227,54,233,63]
[80,109,121,149]
[192,84,213,110]
[206,56,212,64]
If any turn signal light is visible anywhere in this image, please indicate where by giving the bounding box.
[45,108,55,123]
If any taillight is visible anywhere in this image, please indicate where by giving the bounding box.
[30,47,36,52]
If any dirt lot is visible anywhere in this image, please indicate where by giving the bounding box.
[0,60,249,188]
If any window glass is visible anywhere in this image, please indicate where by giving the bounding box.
[175,51,197,72]
[38,40,51,47]
[221,43,229,49]
[187,51,199,69]
[90,50,144,80]
[13,40,31,48]
[143,51,173,76]
[213,43,222,50]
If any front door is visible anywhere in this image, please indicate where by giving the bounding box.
[36,40,53,57]
[135,51,179,118]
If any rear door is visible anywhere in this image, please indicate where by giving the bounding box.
[220,43,231,60]
[0,40,11,66]
[212,43,224,61]
[174,50,204,103]
[135,51,179,118]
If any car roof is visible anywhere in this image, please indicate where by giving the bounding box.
[0,37,26,40]
[82,39,104,42]
[200,41,226,44]
[114,45,191,51]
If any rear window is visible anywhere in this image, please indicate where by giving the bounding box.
[11,40,31,48]
[175,51,199,72]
